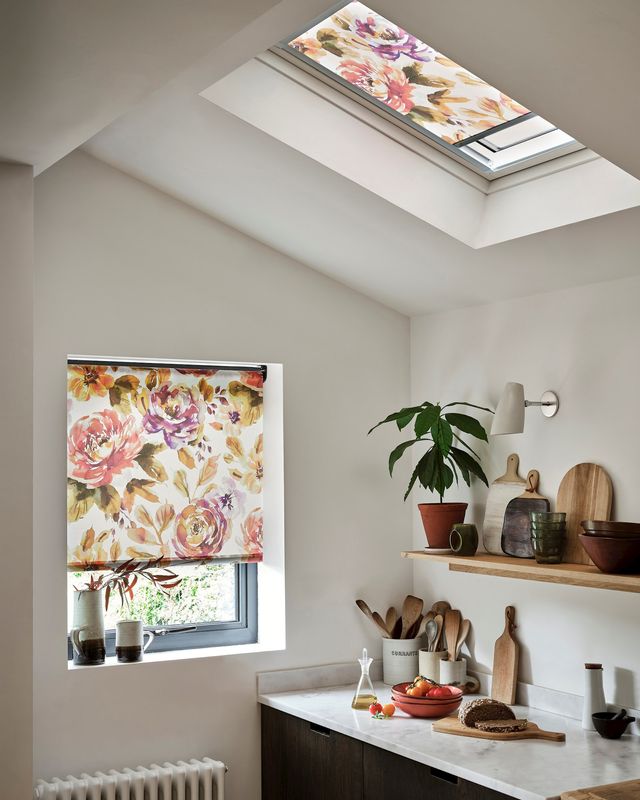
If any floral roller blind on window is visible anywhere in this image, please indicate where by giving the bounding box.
[67,360,264,570]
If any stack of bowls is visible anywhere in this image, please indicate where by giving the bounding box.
[529,512,566,564]
[579,521,640,574]
[390,683,463,718]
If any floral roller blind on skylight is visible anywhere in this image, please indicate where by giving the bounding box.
[287,1,529,145]
[67,360,264,570]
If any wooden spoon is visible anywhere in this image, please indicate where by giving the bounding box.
[432,600,451,619]
[385,607,397,635]
[444,609,462,662]
[400,595,424,639]
[432,613,444,651]
[407,613,425,639]
[355,599,390,638]
[425,618,438,651]
[373,611,391,638]
[455,618,471,660]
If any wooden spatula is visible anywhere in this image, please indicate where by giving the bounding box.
[385,607,397,636]
[491,605,519,704]
[444,609,462,662]
[400,595,424,639]
[431,600,451,619]
[355,599,390,638]
[455,618,471,660]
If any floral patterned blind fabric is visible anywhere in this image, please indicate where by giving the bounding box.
[288,2,529,145]
[67,362,264,570]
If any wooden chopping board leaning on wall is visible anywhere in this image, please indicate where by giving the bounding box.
[482,454,527,555]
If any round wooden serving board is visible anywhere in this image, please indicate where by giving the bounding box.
[432,716,565,742]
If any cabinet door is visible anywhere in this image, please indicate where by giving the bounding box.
[363,743,512,800]
[363,743,461,800]
[261,706,363,800]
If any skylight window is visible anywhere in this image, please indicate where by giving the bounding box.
[279,2,581,176]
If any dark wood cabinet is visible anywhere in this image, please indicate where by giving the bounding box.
[262,705,363,800]
[261,706,513,800]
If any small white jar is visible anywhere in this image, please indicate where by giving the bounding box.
[439,658,467,687]
[418,649,448,683]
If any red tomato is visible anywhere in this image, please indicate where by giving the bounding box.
[427,686,453,698]
[369,702,383,715]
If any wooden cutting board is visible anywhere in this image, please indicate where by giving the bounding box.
[482,454,526,555]
[432,716,565,742]
[501,470,550,558]
[556,463,613,565]
[491,606,519,704]
[562,780,640,799]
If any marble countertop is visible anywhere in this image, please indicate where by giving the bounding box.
[258,682,640,800]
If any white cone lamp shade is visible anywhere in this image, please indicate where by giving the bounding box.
[492,382,525,435]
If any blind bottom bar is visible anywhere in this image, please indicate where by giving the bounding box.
[68,554,263,572]
[67,357,267,381]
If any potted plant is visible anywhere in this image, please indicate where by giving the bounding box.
[369,400,492,548]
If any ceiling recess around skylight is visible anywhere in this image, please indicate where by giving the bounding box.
[278,2,581,177]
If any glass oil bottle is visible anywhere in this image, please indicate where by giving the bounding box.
[351,648,377,709]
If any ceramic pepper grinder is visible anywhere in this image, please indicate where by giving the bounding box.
[582,663,606,730]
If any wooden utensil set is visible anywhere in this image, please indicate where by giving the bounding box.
[356,597,471,659]
[482,454,614,566]
[356,596,425,639]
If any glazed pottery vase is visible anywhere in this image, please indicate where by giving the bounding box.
[71,589,106,666]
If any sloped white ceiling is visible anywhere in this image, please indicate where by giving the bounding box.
[0,0,331,173]
[17,0,640,313]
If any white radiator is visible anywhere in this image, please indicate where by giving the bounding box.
[34,757,226,800]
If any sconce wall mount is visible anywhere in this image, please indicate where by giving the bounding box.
[491,382,559,435]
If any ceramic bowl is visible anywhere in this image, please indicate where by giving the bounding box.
[578,534,640,574]
[581,521,640,540]
[391,683,463,703]
[392,697,462,718]
[592,712,636,739]
[582,520,640,534]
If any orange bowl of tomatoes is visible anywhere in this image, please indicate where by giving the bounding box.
[390,678,462,717]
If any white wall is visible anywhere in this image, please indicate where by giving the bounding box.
[33,151,411,795]
[0,163,34,796]
[411,276,640,707]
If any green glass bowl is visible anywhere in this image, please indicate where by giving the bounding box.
[530,512,566,523]
[531,522,567,532]
[530,535,565,564]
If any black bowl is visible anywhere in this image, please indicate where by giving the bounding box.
[592,712,636,739]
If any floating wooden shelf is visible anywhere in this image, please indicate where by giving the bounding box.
[401,551,640,594]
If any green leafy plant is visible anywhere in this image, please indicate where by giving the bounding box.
[368,401,493,502]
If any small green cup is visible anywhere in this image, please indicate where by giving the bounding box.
[450,523,479,556]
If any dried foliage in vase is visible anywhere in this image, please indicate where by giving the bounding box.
[75,557,182,610]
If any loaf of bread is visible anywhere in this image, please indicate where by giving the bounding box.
[458,698,515,728]
[475,719,528,733]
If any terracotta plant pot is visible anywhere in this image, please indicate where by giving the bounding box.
[418,503,468,548]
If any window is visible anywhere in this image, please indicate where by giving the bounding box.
[68,563,257,658]
[67,358,265,662]
[277,2,582,176]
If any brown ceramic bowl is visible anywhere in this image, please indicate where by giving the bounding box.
[578,534,640,574]
[581,520,640,539]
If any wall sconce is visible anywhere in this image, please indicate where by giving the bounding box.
[491,382,559,435]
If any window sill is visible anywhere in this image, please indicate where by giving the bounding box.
[68,640,284,671]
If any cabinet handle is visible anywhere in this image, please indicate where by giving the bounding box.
[430,767,458,785]
[309,722,332,737]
